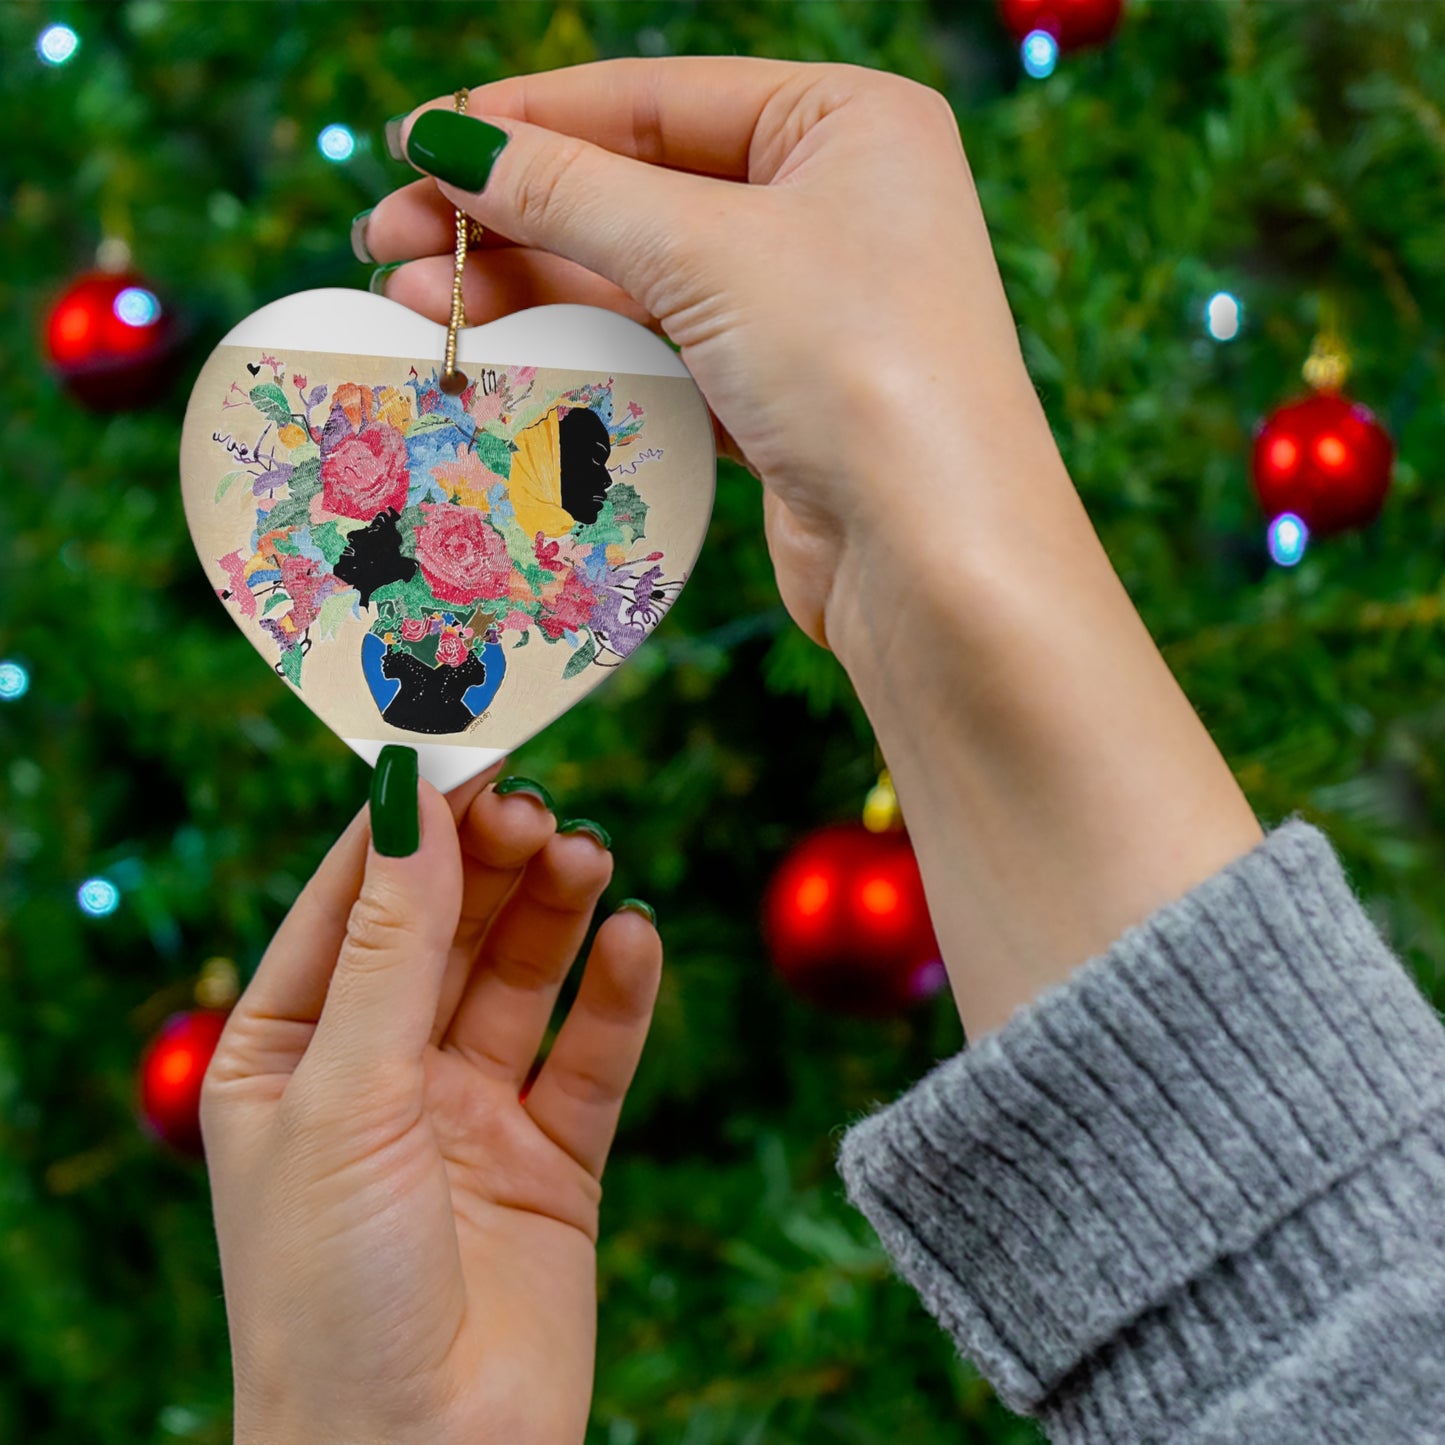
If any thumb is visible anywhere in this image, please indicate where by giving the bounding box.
[302,745,463,1091]
[396,105,742,321]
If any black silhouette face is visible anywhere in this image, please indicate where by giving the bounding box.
[334,508,418,607]
[379,647,488,734]
[557,407,612,525]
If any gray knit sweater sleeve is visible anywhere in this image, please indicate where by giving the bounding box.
[835,818,1445,1443]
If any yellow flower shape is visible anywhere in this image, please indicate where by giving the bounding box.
[374,385,414,432]
[278,423,307,448]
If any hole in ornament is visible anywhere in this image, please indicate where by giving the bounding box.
[439,369,469,396]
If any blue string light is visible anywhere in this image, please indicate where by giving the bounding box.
[37,24,79,66]
[114,287,162,327]
[318,124,356,162]
[1022,30,1059,79]
[77,878,121,918]
[1205,291,1242,342]
[1268,512,1309,567]
[0,660,29,701]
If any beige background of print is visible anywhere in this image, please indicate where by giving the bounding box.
[180,344,715,752]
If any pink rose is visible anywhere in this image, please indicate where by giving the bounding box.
[399,617,429,642]
[538,568,598,640]
[414,504,510,605]
[321,426,409,520]
[436,633,469,667]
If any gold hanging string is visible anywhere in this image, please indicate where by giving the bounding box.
[1303,292,1350,393]
[439,88,483,395]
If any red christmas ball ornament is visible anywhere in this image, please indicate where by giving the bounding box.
[44,269,180,410]
[137,1008,230,1158]
[1251,391,1394,537]
[763,821,946,1017]
[998,0,1124,50]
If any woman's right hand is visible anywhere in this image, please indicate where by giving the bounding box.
[360,57,1065,658]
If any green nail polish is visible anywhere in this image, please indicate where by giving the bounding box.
[558,818,612,851]
[350,208,375,264]
[384,113,409,162]
[370,745,419,857]
[617,897,656,926]
[405,109,510,192]
[369,261,404,296]
[494,775,556,812]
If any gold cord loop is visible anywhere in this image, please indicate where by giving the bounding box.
[439,88,479,395]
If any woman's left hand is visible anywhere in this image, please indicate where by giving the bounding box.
[201,757,662,1445]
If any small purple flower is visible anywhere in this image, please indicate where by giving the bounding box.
[320,401,353,454]
[591,584,648,659]
[260,617,300,653]
[627,565,665,629]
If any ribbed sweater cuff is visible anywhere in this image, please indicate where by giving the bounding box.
[835,818,1445,1430]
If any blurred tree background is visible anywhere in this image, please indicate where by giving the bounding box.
[2,1,1444,1442]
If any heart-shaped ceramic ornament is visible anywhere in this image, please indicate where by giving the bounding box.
[180,289,715,790]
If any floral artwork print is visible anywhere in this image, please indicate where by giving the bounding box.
[210,356,679,736]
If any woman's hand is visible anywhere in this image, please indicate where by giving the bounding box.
[201,755,661,1445]
[361,56,1048,657]
[362,60,1263,1039]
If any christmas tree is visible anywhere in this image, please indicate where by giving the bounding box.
[3,3,1444,1441]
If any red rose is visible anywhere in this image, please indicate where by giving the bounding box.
[538,568,598,640]
[321,426,409,520]
[415,504,511,605]
[436,633,469,667]
[278,553,326,630]
[399,616,429,642]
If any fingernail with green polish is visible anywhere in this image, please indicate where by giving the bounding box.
[494,775,556,812]
[617,897,656,926]
[371,745,419,857]
[558,818,612,851]
[384,113,409,162]
[405,109,510,192]
[350,208,375,264]
[369,261,405,296]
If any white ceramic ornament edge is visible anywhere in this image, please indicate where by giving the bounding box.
[202,288,705,792]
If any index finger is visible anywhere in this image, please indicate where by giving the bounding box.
[412,55,813,183]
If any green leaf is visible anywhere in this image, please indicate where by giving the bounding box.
[250,382,293,429]
[312,589,357,641]
[279,643,304,688]
[260,494,311,534]
[396,630,441,668]
[473,430,512,477]
[215,470,246,503]
[512,629,531,649]
[261,590,289,615]
[310,519,358,566]
[406,412,463,438]
[562,632,598,678]
[370,570,446,617]
[288,454,322,503]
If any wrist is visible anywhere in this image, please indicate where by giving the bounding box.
[825,421,1262,1038]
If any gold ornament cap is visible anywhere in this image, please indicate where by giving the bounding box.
[194,956,240,1011]
[863,768,902,833]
